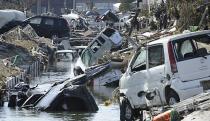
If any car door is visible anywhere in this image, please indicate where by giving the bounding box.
[124,48,148,105]
[56,19,70,37]
[174,34,210,90]
[28,17,42,36]
[147,44,166,105]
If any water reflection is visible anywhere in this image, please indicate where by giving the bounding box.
[0,86,119,121]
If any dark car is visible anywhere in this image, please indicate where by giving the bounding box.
[22,16,70,38]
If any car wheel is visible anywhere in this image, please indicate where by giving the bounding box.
[167,91,180,105]
[120,98,134,121]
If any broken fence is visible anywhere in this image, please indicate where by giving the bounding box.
[6,61,41,89]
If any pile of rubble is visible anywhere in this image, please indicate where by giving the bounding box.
[0,25,54,90]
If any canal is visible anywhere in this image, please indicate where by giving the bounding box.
[0,60,120,121]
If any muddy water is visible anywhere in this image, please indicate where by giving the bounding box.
[0,61,120,121]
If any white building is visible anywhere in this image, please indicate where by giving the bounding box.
[138,0,165,7]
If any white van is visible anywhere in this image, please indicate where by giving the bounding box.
[119,30,210,120]
[76,27,122,71]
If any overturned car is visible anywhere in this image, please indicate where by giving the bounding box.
[74,27,123,86]
[9,74,98,112]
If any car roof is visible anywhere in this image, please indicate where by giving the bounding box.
[148,30,210,45]
[26,15,64,20]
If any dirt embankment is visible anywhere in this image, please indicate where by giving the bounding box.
[0,39,37,89]
[0,26,53,90]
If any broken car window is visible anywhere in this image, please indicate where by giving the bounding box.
[131,48,146,70]
[174,39,195,60]
[148,45,164,68]
[174,34,210,61]
[195,37,210,56]
[180,40,194,59]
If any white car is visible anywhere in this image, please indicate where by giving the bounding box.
[119,30,210,120]
[55,50,77,62]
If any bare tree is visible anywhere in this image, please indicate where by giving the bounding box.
[166,0,205,31]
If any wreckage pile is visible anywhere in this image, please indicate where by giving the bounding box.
[0,25,54,94]
[144,91,210,121]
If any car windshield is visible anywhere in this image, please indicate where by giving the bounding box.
[131,48,146,69]
[56,53,72,59]
[81,49,91,66]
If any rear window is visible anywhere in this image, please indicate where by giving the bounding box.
[173,34,210,61]
[29,17,42,24]
[44,18,54,26]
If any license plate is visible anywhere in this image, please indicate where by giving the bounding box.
[201,80,210,90]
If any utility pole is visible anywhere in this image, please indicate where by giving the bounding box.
[73,0,76,10]
[64,0,67,9]
[48,0,51,13]
[148,0,150,15]
[37,0,41,15]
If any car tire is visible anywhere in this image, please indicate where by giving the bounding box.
[120,98,134,121]
[167,90,180,105]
